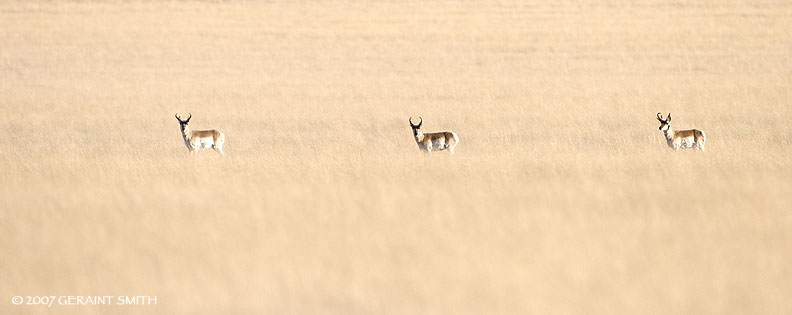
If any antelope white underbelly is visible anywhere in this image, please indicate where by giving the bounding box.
[431,138,447,149]
[193,138,214,149]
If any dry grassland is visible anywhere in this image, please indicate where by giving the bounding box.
[1,1,791,314]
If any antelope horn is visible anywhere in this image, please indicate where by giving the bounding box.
[656,113,663,120]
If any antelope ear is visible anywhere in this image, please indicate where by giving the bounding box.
[666,113,671,122]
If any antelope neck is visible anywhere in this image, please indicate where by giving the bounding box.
[181,124,192,137]
[662,127,675,141]
[413,129,424,141]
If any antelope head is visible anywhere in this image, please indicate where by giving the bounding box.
[656,112,671,131]
[409,116,423,137]
[175,112,192,132]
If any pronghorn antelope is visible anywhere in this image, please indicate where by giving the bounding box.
[656,113,706,151]
[175,113,225,155]
[409,117,459,154]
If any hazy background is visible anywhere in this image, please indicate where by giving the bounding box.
[1,0,791,314]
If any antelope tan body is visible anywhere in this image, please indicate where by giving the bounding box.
[656,113,705,151]
[409,117,459,154]
[176,113,225,155]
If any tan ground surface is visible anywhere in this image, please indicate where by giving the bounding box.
[1,1,791,314]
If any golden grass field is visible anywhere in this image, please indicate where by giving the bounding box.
[2,1,791,314]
